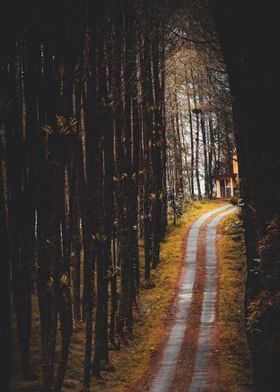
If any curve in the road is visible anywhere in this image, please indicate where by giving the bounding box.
[189,207,235,392]
[149,205,233,392]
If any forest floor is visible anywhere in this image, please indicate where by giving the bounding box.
[11,200,254,392]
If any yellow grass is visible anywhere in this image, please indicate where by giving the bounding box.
[68,199,226,392]
[217,211,254,392]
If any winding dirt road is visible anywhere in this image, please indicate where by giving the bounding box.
[142,204,235,392]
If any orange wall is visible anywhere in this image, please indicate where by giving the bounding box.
[232,153,238,175]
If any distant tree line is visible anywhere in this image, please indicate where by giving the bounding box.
[165,45,234,214]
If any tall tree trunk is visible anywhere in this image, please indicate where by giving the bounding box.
[186,89,195,198]
[0,125,11,391]
[200,110,209,198]
[140,7,153,280]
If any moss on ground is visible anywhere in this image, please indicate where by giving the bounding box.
[217,211,255,392]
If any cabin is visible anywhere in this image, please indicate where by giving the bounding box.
[215,154,239,198]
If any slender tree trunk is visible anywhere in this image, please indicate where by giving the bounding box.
[200,110,209,198]
[0,128,11,391]
[208,116,214,197]
[186,92,195,198]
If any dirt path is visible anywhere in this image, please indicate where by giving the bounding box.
[142,204,235,392]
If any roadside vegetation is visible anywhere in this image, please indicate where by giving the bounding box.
[64,200,226,392]
[218,211,254,392]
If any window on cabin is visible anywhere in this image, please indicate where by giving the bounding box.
[225,179,232,197]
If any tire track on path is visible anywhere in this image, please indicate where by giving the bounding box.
[148,205,231,392]
[188,207,235,392]
[169,215,212,392]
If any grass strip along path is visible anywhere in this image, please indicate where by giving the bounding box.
[73,200,228,392]
[149,205,233,392]
[217,211,254,392]
[132,204,253,392]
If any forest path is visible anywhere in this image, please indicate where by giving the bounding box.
[147,204,235,392]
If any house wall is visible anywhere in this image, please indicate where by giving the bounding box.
[232,153,239,174]
[216,177,234,198]
[230,177,234,196]
[216,179,221,198]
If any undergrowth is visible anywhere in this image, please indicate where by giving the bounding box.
[217,211,254,392]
